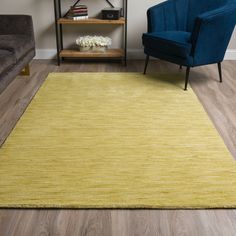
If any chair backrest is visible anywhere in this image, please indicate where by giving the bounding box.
[171,0,235,32]
[191,2,236,65]
[186,0,233,31]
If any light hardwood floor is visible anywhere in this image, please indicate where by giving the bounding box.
[0,59,236,236]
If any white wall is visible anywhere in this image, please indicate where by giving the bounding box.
[1,0,236,59]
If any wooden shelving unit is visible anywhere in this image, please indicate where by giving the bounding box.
[53,0,128,66]
[60,49,124,58]
[57,17,125,25]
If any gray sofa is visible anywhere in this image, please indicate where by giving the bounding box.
[0,15,35,94]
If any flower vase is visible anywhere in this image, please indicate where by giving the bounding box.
[79,46,91,52]
[91,46,107,52]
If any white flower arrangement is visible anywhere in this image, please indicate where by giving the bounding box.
[76,36,112,50]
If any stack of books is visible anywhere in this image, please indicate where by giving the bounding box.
[67,4,88,20]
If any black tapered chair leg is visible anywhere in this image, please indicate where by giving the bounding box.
[218,62,223,83]
[184,67,191,91]
[179,65,183,70]
[143,55,149,75]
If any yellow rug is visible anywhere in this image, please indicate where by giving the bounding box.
[0,72,236,209]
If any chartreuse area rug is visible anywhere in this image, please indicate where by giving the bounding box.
[0,73,236,209]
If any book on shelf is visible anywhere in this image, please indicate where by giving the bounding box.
[67,12,88,17]
[71,9,88,13]
[66,4,88,20]
[67,15,89,20]
[72,5,87,9]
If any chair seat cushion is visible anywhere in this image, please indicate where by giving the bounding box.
[142,31,192,58]
[0,49,16,75]
[0,34,34,61]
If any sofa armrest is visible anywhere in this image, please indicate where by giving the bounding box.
[147,0,177,33]
[190,4,236,66]
[0,15,34,38]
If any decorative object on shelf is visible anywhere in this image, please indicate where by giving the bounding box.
[66,3,88,20]
[102,0,122,20]
[102,7,121,20]
[76,35,112,52]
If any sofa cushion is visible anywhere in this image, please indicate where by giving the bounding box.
[142,31,192,58]
[0,34,34,61]
[0,49,16,75]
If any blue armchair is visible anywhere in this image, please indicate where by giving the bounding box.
[142,0,236,90]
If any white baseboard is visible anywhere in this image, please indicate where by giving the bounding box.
[35,49,57,59]
[127,49,145,59]
[35,49,236,60]
[224,49,236,60]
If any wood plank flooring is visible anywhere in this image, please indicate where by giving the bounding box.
[0,59,236,236]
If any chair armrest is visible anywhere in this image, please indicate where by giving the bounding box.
[0,15,34,37]
[147,0,177,33]
[190,5,236,66]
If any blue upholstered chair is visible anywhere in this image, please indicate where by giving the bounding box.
[142,0,236,90]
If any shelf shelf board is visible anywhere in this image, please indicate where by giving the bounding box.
[59,49,124,58]
[58,17,125,25]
